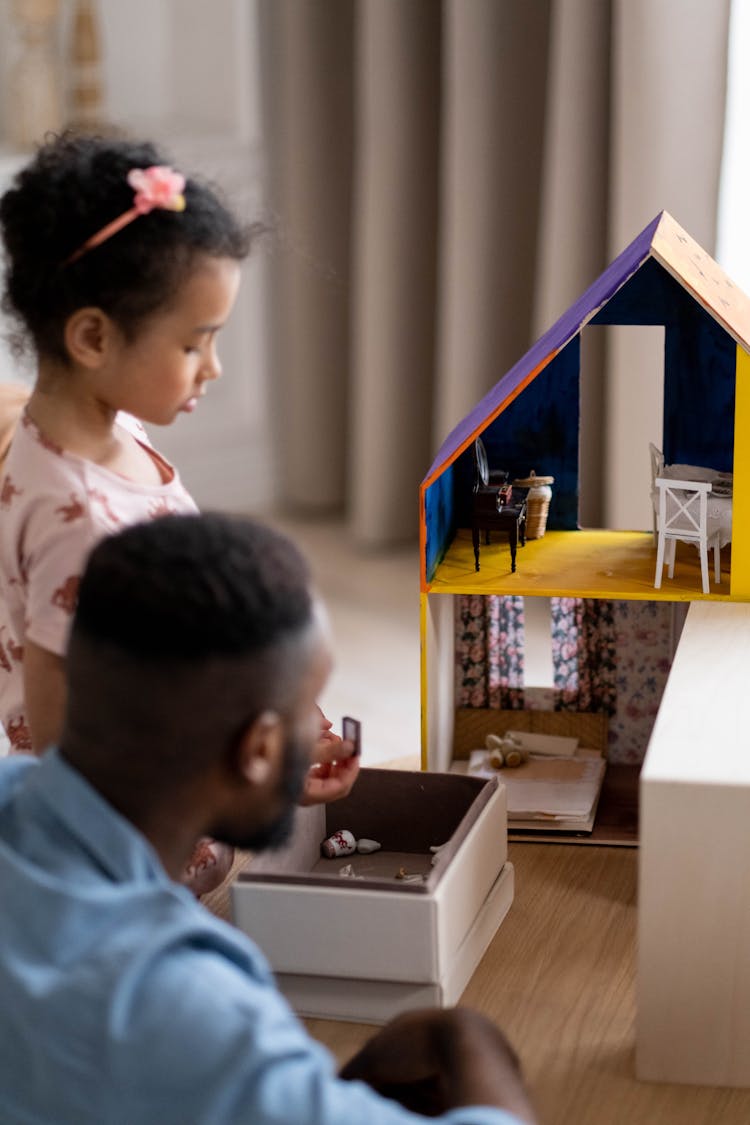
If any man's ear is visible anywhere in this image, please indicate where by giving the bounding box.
[63,307,116,369]
[235,710,284,787]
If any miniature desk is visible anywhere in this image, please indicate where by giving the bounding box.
[472,496,527,573]
[205,841,750,1125]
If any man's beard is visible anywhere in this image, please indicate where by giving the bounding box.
[214,730,310,853]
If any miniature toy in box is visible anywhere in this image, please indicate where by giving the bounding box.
[231,768,512,1023]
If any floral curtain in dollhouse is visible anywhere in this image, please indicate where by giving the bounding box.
[551,598,617,715]
[456,595,524,710]
[455,594,612,717]
[456,594,675,765]
[551,597,674,763]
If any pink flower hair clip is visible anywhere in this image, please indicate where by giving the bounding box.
[65,165,186,265]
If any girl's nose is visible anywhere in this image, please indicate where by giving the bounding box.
[316,705,333,733]
[202,347,222,381]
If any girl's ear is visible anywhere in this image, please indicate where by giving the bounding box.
[63,307,116,369]
[235,710,284,788]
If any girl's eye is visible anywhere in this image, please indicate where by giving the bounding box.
[184,346,200,355]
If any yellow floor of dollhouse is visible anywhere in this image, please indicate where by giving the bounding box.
[426,528,733,601]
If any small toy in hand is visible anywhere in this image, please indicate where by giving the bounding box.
[342,716,361,757]
[485,732,529,770]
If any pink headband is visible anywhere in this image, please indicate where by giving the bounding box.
[65,165,186,265]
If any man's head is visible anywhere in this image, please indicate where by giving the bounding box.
[61,513,332,852]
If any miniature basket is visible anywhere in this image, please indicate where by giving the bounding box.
[512,470,554,539]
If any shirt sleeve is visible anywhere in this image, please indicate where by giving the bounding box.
[114,942,524,1125]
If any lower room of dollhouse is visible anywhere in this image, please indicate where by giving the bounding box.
[428,593,688,845]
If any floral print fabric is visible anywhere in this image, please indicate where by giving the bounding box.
[455,594,676,765]
[551,598,617,715]
[607,600,675,764]
[456,595,525,710]
[0,411,197,753]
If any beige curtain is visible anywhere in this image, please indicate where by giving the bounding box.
[260,0,730,546]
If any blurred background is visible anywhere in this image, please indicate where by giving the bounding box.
[0,0,747,761]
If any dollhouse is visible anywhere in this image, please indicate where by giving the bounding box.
[418,210,750,1085]
[420,210,750,771]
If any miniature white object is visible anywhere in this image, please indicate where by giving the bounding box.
[338,864,363,879]
[320,829,356,858]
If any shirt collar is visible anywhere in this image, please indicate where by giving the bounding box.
[23,749,171,887]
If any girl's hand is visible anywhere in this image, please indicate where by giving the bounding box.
[298,707,360,806]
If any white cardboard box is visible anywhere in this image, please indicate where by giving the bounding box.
[231,769,512,1023]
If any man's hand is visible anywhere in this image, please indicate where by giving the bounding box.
[340,1007,538,1122]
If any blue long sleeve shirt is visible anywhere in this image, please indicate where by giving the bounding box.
[0,751,524,1125]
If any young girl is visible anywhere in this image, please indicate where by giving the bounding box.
[0,133,357,887]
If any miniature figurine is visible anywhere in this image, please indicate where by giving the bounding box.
[320,829,356,858]
[485,732,529,769]
[321,831,382,857]
[395,866,424,884]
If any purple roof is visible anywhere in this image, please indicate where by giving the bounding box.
[422,212,663,485]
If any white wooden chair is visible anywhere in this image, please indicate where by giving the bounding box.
[653,477,721,595]
[649,442,664,546]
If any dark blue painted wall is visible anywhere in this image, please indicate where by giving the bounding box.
[424,464,456,582]
[663,319,735,471]
[452,338,581,531]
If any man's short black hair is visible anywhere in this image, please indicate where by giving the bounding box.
[73,512,313,660]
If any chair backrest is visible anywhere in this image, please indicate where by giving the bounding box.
[649,442,664,489]
[654,477,711,543]
[473,437,490,488]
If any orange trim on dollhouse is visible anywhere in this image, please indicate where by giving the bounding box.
[420,350,560,495]
[419,349,559,592]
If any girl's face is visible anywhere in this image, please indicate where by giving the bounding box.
[101,255,242,426]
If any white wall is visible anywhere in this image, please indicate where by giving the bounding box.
[717,0,750,290]
[604,325,665,531]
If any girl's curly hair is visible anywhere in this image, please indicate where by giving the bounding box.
[0,132,255,362]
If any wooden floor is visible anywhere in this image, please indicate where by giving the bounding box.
[205,836,750,1124]
[302,843,750,1125]
[428,528,733,601]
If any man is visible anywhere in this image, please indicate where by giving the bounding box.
[0,513,537,1124]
